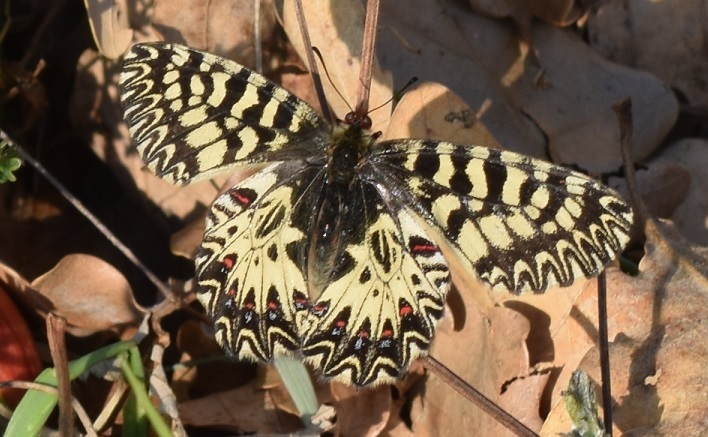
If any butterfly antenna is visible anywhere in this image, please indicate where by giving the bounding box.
[311,47,353,115]
[368,76,418,114]
[293,0,333,124]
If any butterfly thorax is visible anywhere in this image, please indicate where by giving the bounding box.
[326,112,375,186]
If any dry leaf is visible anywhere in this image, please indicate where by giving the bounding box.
[331,383,392,437]
[588,0,708,108]
[178,379,304,434]
[384,81,502,150]
[30,254,144,336]
[469,0,583,30]
[647,139,708,246]
[150,0,278,67]
[543,220,708,435]
[377,0,677,172]
[408,281,542,436]
[84,0,134,59]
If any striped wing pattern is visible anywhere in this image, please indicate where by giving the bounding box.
[369,140,632,292]
[120,42,633,386]
[120,43,329,184]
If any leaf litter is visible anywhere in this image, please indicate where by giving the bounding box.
[0,0,706,435]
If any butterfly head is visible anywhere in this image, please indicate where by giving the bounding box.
[343,111,373,130]
[327,111,377,185]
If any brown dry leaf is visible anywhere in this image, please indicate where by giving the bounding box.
[330,383,392,437]
[149,0,278,67]
[505,269,641,413]
[377,0,677,172]
[408,281,542,436]
[647,139,708,246]
[499,283,587,366]
[151,0,276,66]
[383,81,502,150]
[588,0,708,108]
[178,378,304,434]
[610,163,691,221]
[29,254,144,337]
[469,0,582,30]
[84,0,134,59]
[498,371,550,431]
[543,220,708,436]
[277,0,394,131]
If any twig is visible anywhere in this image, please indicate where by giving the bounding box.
[596,272,613,435]
[254,0,262,73]
[293,0,332,124]
[355,0,379,115]
[421,356,539,437]
[607,97,639,436]
[47,313,73,437]
[612,98,646,222]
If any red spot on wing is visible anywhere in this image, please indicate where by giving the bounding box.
[293,291,309,310]
[381,329,393,337]
[229,188,257,206]
[411,243,439,254]
[336,320,346,328]
[267,301,278,310]
[358,330,369,338]
[232,191,251,205]
[222,256,235,270]
[399,305,413,317]
[245,302,254,310]
[313,302,329,316]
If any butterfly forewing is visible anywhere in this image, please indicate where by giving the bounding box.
[120,42,633,387]
[369,140,633,292]
[119,43,330,184]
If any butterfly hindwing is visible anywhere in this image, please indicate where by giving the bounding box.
[370,140,633,292]
[119,43,330,184]
[195,162,321,361]
[301,181,450,386]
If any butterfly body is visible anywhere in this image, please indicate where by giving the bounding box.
[120,42,633,386]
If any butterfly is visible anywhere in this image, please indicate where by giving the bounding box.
[119,42,633,386]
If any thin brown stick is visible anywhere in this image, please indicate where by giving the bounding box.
[612,98,646,222]
[596,271,613,435]
[355,0,379,115]
[421,356,539,437]
[293,0,332,124]
[605,97,637,436]
[47,313,73,437]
